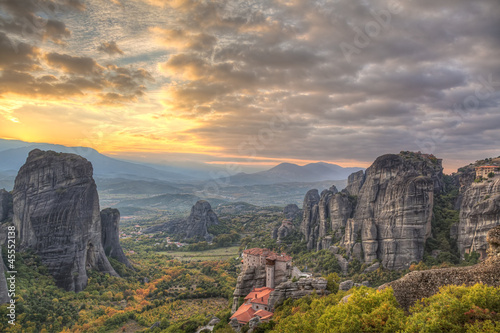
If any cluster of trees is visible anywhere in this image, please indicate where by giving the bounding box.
[238,284,500,333]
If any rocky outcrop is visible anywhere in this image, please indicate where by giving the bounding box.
[457,177,500,259]
[100,208,132,268]
[0,248,10,304]
[185,200,219,241]
[267,277,328,310]
[12,149,117,292]
[144,200,218,241]
[301,152,443,270]
[0,189,13,222]
[380,226,500,310]
[283,204,301,220]
[232,266,267,311]
[274,220,294,242]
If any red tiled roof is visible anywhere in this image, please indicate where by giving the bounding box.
[254,309,274,320]
[243,248,292,262]
[230,304,255,324]
[244,287,273,305]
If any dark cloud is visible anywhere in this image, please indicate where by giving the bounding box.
[98,41,124,55]
[147,0,500,167]
[45,52,103,75]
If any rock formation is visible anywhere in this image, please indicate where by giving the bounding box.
[301,152,443,269]
[185,200,219,241]
[0,248,10,304]
[267,277,328,310]
[283,204,301,220]
[144,200,219,241]
[0,189,13,222]
[232,266,267,311]
[380,226,500,310]
[12,149,118,292]
[100,208,132,268]
[457,176,500,259]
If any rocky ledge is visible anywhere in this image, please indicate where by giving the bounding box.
[380,226,500,310]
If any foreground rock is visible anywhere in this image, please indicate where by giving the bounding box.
[301,152,443,269]
[13,149,118,292]
[267,277,328,310]
[380,226,500,310]
[100,208,132,268]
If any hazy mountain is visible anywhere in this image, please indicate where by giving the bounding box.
[225,162,363,185]
[0,140,194,187]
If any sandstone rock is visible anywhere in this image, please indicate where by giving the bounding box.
[457,177,500,259]
[487,226,500,256]
[300,189,320,250]
[0,248,10,304]
[339,280,354,291]
[232,266,267,311]
[300,152,443,270]
[268,277,328,309]
[0,189,13,222]
[345,170,365,197]
[335,254,349,276]
[380,230,500,310]
[248,316,261,332]
[208,316,220,326]
[276,222,294,242]
[230,318,241,332]
[283,204,301,220]
[12,149,117,292]
[143,200,219,241]
[185,200,219,241]
[100,208,132,268]
[363,262,380,273]
[329,245,339,254]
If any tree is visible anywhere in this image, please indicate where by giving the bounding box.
[488,172,495,178]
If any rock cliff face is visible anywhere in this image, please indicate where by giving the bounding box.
[13,149,118,292]
[283,204,301,220]
[267,278,328,310]
[301,152,443,269]
[100,208,132,268]
[381,226,500,310]
[0,248,10,304]
[232,266,267,311]
[143,200,218,241]
[185,200,219,241]
[0,189,13,222]
[457,176,500,258]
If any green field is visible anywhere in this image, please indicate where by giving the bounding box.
[160,246,241,261]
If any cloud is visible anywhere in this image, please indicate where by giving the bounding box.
[45,52,104,75]
[98,41,124,55]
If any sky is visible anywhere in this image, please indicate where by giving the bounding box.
[0,0,499,174]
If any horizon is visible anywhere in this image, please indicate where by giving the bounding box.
[1,0,499,175]
[0,137,490,175]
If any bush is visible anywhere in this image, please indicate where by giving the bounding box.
[488,172,495,178]
[405,284,500,332]
[316,287,405,333]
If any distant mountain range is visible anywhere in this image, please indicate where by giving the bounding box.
[0,139,364,192]
[225,162,363,185]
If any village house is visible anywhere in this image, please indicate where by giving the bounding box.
[230,287,274,325]
[475,165,500,178]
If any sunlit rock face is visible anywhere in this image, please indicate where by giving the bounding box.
[301,152,443,270]
[13,149,117,292]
